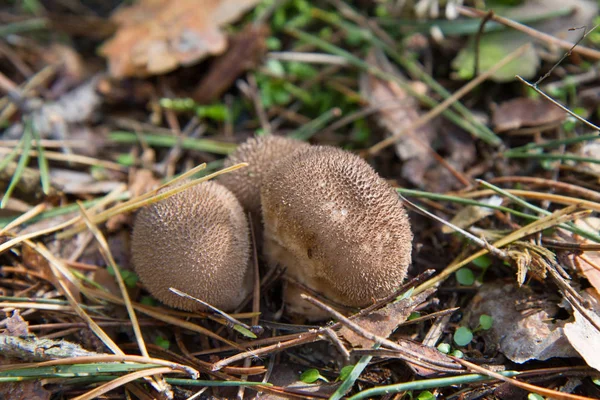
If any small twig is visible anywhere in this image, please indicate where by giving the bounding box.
[400,195,509,260]
[473,11,495,77]
[516,75,600,132]
[324,327,350,360]
[456,5,600,60]
[450,356,594,400]
[267,51,348,65]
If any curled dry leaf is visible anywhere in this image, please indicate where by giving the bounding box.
[100,0,261,77]
[466,282,577,363]
[564,290,600,372]
[570,218,600,296]
[491,97,567,133]
[338,289,434,349]
[360,50,436,187]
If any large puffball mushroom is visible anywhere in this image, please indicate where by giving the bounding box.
[131,181,251,312]
[261,146,413,319]
[219,135,309,216]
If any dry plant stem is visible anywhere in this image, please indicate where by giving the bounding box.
[0,203,46,235]
[237,216,262,400]
[300,294,462,372]
[211,271,435,370]
[450,356,595,400]
[489,176,600,203]
[367,43,530,155]
[0,184,127,256]
[24,240,124,355]
[414,204,589,294]
[72,366,182,400]
[238,77,271,135]
[83,288,244,351]
[76,204,169,394]
[456,5,600,60]
[400,195,508,260]
[0,147,125,171]
[460,189,600,212]
[516,76,600,132]
[59,162,247,239]
[0,65,56,125]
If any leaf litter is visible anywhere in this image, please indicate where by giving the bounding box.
[1,0,600,399]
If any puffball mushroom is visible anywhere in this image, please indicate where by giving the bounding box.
[219,135,309,215]
[261,146,413,319]
[131,181,251,312]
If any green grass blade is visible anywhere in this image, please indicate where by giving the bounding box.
[29,118,50,194]
[1,126,33,208]
[348,371,520,399]
[329,345,377,400]
[109,131,237,155]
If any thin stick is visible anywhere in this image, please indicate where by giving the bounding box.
[456,5,600,60]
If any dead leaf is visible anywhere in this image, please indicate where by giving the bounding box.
[570,218,600,296]
[100,0,261,78]
[564,290,600,372]
[339,289,434,348]
[193,24,269,103]
[360,50,436,187]
[4,311,29,337]
[492,97,567,133]
[466,282,577,363]
[442,196,502,234]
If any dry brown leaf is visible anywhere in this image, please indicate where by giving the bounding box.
[4,311,29,337]
[360,50,436,187]
[466,282,577,363]
[571,218,600,296]
[564,290,600,372]
[491,97,567,133]
[100,0,261,77]
[193,24,269,103]
[338,289,434,348]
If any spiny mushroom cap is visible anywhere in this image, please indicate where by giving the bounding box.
[132,181,251,312]
[219,135,309,215]
[261,146,413,315]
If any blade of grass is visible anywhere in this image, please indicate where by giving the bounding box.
[29,117,50,194]
[414,204,590,294]
[1,124,33,208]
[329,346,377,400]
[289,107,341,140]
[505,152,600,165]
[109,131,237,155]
[504,132,599,155]
[348,370,521,400]
[477,179,600,242]
[309,7,501,146]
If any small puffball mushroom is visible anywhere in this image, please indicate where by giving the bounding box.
[219,135,309,215]
[131,181,251,311]
[261,146,413,319]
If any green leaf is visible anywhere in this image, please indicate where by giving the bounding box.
[233,324,257,339]
[479,315,493,330]
[408,312,421,321]
[338,365,354,382]
[154,336,170,350]
[140,296,157,306]
[452,31,539,82]
[300,368,326,383]
[455,268,475,286]
[450,349,464,358]
[528,393,544,400]
[453,327,473,346]
[417,390,436,400]
[472,255,492,269]
[437,343,451,354]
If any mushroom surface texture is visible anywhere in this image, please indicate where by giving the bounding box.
[261,146,413,319]
[219,135,309,215]
[131,181,251,311]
